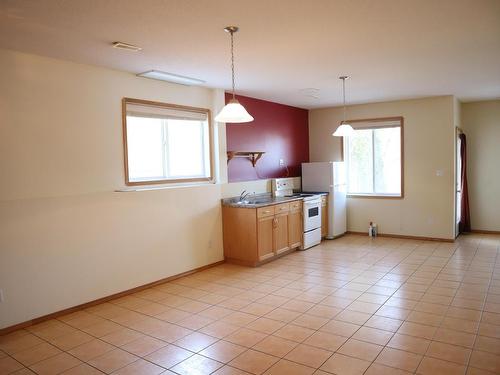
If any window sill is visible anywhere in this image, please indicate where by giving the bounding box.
[347,194,403,199]
[115,180,215,192]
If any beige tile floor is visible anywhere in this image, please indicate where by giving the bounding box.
[1,233,500,375]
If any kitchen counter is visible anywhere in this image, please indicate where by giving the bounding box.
[222,192,329,208]
[221,193,303,208]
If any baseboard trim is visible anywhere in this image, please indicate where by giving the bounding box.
[0,260,225,336]
[346,231,454,243]
[471,229,500,235]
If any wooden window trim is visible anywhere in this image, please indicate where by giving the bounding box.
[341,116,404,199]
[122,97,215,186]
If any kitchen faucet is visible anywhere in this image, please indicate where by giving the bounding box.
[239,190,250,202]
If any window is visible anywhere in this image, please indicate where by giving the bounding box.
[343,117,403,197]
[122,98,213,185]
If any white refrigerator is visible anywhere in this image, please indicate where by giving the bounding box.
[302,162,347,239]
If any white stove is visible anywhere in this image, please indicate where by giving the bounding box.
[272,178,322,250]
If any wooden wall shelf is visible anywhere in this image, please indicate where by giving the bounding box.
[227,151,265,167]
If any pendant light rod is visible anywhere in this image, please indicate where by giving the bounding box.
[339,75,350,123]
[224,26,239,100]
[332,75,354,137]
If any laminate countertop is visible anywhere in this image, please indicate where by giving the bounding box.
[221,192,327,208]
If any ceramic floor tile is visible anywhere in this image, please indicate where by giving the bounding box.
[252,335,298,358]
[303,331,347,352]
[263,359,315,375]
[320,353,371,375]
[144,344,193,368]
[174,332,219,352]
[375,347,423,372]
[284,343,332,368]
[59,363,104,374]
[387,333,430,355]
[87,348,138,373]
[67,339,115,362]
[365,363,412,375]
[200,341,247,363]
[229,349,279,374]
[29,352,82,375]
[0,356,24,374]
[170,354,223,375]
[338,338,383,361]
[416,356,467,375]
[225,328,267,348]
[272,322,315,343]
[352,326,394,345]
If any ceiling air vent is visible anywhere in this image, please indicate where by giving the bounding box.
[112,41,142,52]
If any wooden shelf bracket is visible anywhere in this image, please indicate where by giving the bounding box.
[227,151,265,167]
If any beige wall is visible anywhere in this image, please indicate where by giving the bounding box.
[461,100,500,232]
[0,49,227,328]
[309,96,456,240]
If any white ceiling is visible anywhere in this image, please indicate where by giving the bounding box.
[1,0,499,109]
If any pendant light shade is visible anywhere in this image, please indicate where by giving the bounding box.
[215,98,254,123]
[333,123,354,137]
[332,76,354,137]
[215,26,253,124]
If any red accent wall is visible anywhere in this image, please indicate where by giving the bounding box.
[225,93,309,182]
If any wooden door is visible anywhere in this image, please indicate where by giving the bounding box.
[274,212,290,255]
[257,215,274,261]
[288,202,302,249]
[321,195,328,237]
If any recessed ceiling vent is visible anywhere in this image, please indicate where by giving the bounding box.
[112,41,142,52]
[299,88,320,99]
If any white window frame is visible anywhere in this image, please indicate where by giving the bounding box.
[342,117,404,199]
[122,98,214,186]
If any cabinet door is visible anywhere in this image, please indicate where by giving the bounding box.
[274,212,290,255]
[257,215,274,261]
[288,209,302,249]
[321,196,328,237]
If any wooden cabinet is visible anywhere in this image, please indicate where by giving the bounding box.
[257,215,274,261]
[321,195,328,237]
[288,201,303,249]
[274,212,290,255]
[223,200,302,266]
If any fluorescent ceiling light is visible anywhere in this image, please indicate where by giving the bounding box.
[137,70,205,86]
[112,41,142,51]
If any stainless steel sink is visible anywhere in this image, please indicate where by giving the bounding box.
[234,199,271,205]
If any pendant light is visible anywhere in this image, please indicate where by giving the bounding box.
[215,26,254,123]
[332,76,354,137]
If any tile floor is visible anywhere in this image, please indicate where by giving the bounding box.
[1,233,500,375]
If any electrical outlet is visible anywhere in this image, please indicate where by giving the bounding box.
[279,159,284,167]
[436,169,443,177]
[0,289,4,303]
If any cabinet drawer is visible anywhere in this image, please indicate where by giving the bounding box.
[275,203,290,214]
[289,200,302,211]
[257,206,275,218]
